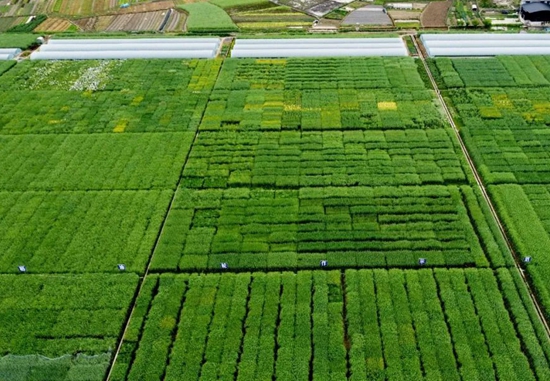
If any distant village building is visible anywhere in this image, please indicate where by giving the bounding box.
[520,1,550,25]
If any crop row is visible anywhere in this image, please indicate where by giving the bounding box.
[0,132,194,191]
[430,56,550,89]
[182,129,466,188]
[215,58,427,91]
[112,268,550,381]
[0,190,171,273]
[152,185,496,271]
[200,89,444,131]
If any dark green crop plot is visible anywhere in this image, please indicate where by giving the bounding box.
[0,61,15,77]
[0,132,194,191]
[0,190,171,273]
[153,185,492,271]
[0,273,138,381]
[182,129,467,188]
[112,269,548,381]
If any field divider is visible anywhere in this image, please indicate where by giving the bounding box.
[105,64,224,381]
[412,35,550,341]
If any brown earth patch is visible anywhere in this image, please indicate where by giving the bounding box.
[421,0,451,28]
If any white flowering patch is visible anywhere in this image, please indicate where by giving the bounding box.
[24,60,123,91]
[70,61,121,92]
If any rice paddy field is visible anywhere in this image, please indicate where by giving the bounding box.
[1,54,550,381]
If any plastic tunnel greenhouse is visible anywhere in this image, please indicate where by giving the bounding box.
[0,48,21,60]
[31,38,220,60]
[231,38,408,58]
[421,33,550,56]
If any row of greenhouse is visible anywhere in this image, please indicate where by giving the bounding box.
[2,34,550,60]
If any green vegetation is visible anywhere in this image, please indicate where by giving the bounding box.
[0,133,195,191]
[205,58,444,131]
[0,274,138,356]
[0,59,220,134]
[0,190,171,273]
[2,54,550,380]
[182,129,467,188]
[0,274,138,380]
[113,269,549,381]
[491,184,550,315]
[179,3,239,33]
[434,55,550,319]
[0,33,39,48]
[7,15,47,33]
[153,185,490,270]
[210,0,270,9]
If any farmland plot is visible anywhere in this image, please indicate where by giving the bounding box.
[201,58,444,131]
[0,132,194,191]
[0,190,171,273]
[0,59,221,134]
[150,56,507,271]
[491,184,550,317]
[152,185,498,270]
[182,129,467,188]
[34,17,73,32]
[434,56,550,318]
[111,269,550,381]
[0,273,138,381]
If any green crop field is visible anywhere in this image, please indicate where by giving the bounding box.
[179,3,239,33]
[0,274,138,379]
[433,55,550,321]
[1,54,550,381]
[112,269,550,381]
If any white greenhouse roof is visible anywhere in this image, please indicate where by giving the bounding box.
[40,43,218,52]
[232,38,408,58]
[421,33,550,56]
[0,48,21,59]
[31,38,221,60]
[47,38,220,45]
[30,50,217,60]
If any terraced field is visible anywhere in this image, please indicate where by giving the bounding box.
[0,54,549,381]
